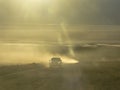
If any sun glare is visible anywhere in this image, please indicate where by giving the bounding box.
[23,0,51,4]
[13,0,54,21]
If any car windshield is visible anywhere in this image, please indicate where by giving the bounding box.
[51,58,61,61]
[0,0,120,90]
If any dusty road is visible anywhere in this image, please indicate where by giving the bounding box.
[0,62,120,90]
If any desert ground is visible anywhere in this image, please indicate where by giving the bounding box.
[0,45,120,90]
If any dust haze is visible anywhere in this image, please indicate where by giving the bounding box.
[0,0,120,90]
[0,25,120,66]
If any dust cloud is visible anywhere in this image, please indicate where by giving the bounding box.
[0,43,78,66]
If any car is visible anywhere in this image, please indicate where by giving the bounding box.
[49,57,62,68]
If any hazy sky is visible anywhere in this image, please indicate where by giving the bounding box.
[0,0,120,65]
[0,0,120,43]
[0,0,120,25]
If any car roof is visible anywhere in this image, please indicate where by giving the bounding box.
[51,57,62,61]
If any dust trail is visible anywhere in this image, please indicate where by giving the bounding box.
[0,42,79,67]
[0,43,53,67]
[60,22,75,57]
[56,22,78,64]
[61,56,78,64]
